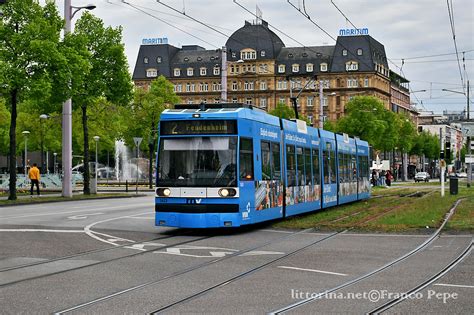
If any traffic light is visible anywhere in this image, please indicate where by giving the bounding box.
[440,150,444,159]
[445,142,451,160]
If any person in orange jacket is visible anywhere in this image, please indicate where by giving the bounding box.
[28,163,40,196]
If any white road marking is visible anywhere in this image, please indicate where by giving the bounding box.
[434,283,474,289]
[67,213,104,220]
[240,250,284,256]
[0,229,83,233]
[83,211,149,246]
[129,216,154,219]
[156,245,284,258]
[277,266,348,276]
[0,203,150,219]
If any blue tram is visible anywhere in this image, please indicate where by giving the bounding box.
[155,104,370,228]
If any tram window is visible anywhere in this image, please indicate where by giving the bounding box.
[312,149,320,185]
[296,147,304,186]
[286,145,296,186]
[272,143,281,180]
[329,149,336,183]
[261,141,271,180]
[338,153,344,182]
[304,148,311,185]
[240,138,254,180]
[351,155,357,181]
[323,150,330,184]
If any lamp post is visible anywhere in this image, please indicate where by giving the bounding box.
[22,131,30,177]
[93,136,100,192]
[53,152,57,175]
[62,1,96,198]
[39,114,48,173]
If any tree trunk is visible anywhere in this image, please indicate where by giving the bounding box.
[82,105,90,195]
[8,89,18,200]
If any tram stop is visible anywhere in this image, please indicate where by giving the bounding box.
[449,176,458,195]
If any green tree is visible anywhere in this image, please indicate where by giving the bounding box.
[123,76,180,187]
[334,96,388,149]
[269,102,296,120]
[0,0,68,200]
[68,12,133,194]
[0,98,10,156]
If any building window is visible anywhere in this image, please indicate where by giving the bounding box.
[346,61,359,71]
[232,97,238,103]
[278,64,286,73]
[261,50,266,57]
[186,83,191,92]
[322,96,328,107]
[187,68,194,76]
[190,83,195,92]
[246,98,253,105]
[187,99,193,104]
[357,48,363,56]
[308,115,313,125]
[320,63,328,72]
[174,68,181,77]
[231,52,236,58]
[347,78,358,88]
[323,80,330,88]
[232,81,238,91]
[307,96,314,107]
[143,57,149,64]
[279,97,286,104]
[184,57,189,62]
[306,63,314,72]
[342,49,347,56]
[277,80,287,90]
[146,68,158,78]
[213,67,220,75]
[197,57,202,61]
[288,53,293,58]
[241,50,256,60]
[212,82,221,91]
[260,98,267,108]
[364,77,369,87]
[244,81,254,91]
[292,64,300,73]
[260,81,267,90]
[259,63,268,73]
[156,56,162,63]
[174,84,182,93]
[200,67,207,76]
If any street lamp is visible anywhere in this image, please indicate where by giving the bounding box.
[39,114,48,173]
[62,1,96,198]
[93,136,100,191]
[22,130,30,177]
[53,152,57,175]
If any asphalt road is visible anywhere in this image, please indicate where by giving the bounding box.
[0,195,472,314]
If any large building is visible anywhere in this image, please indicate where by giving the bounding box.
[133,20,408,125]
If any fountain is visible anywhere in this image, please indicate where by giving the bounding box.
[115,140,151,182]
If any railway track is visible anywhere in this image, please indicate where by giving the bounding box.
[268,198,465,314]
[53,228,338,314]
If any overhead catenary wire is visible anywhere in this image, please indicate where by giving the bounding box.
[120,0,218,49]
[394,49,474,61]
[446,0,466,94]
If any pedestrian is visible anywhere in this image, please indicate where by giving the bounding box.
[371,169,378,186]
[29,163,40,196]
[385,170,393,187]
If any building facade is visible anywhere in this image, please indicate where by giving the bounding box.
[133,20,403,125]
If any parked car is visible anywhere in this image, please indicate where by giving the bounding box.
[414,172,430,182]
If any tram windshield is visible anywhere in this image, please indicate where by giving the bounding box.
[158,137,237,187]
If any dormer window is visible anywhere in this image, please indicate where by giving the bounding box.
[320,63,328,72]
[197,57,202,61]
[306,63,314,72]
[184,57,189,62]
[174,68,181,77]
[261,50,266,57]
[156,56,162,63]
[187,68,194,76]
[240,49,256,60]
[346,61,359,71]
[292,64,300,73]
[213,66,220,75]
[302,52,308,57]
[357,48,363,56]
[342,49,347,56]
[200,67,207,76]
[288,53,294,58]
[278,64,286,73]
[143,57,149,64]
[146,68,158,78]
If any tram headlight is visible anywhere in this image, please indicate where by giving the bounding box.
[218,188,236,197]
[157,188,171,197]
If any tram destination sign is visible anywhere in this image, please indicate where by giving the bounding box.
[161,120,237,135]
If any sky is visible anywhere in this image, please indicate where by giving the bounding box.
[50,0,473,115]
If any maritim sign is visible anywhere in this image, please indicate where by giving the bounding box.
[142,37,168,45]
[339,28,369,36]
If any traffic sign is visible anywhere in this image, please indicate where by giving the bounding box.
[133,137,143,147]
[466,155,474,164]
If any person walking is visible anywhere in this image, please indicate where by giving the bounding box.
[29,163,41,196]
[385,169,393,187]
